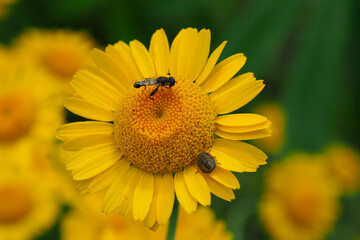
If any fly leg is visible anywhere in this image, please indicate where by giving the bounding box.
[141,86,147,92]
[149,85,160,101]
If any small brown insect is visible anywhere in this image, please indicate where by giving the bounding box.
[197,153,216,173]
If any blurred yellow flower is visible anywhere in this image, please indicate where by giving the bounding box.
[253,102,285,154]
[57,27,270,230]
[0,170,60,240]
[324,144,360,194]
[175,207,232,240]
[0,0,15,18]
[259,154,340,240]
[0,46,14,68]
[0,66,64,170]
[61,194,232,240]
[13,29,95,94]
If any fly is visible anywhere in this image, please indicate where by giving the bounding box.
[133,76,176,100]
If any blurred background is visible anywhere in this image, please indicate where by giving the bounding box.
[0,0,359,239]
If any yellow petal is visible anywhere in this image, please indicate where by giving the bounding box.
[209,147,247,172]
[75,180,91,194]
[149,223,160,232]
[183,166,211,206]
[144,174,162,229]
[196,41,227,85]
[88,160,130,193]
[201,53,246,93]
[71,69,123,110]
[63,134,114,151]
[185,29,211,82]
[210,72,254,101]
[213,139,267,171]
[169,29,185,78]
[119,168,145,217]
[209,167,240,189]
[133,172,155,221]
[130,40,156,78]
[113,41,143,81]
[215,128,271,140]
[104,45,138,87]
[156,173,175,224]
[211,78,265,114]
[215,114,271,139]
[174,171,197,213]
[215,114,269,132]
[102,165,134,214]
[56,121,113,142]
[66,142,117,168]
[67,143,121,180]
[85,65,129,93]
[90,49,132,89]
[202,174,235,201]
[149,29,170,76]
[175,28,198,79]
[64,97,114,121]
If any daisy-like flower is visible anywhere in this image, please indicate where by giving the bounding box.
[324,144,360,194]
[259,153,340,240]
[0,170,60,240]
[0,65,64,170]
[57,28,270,230]
[13,29,95,94]
[61,194,232,240]
[253,102,285,154]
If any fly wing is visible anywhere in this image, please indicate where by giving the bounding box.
[135,78,158,86]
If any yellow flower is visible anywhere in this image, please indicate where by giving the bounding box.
[259,153,340,240]
[61,194,232,240]
[0,0,16,18]
[324,144,360,194]
[253,102,285,154]
[0,170,60,240]
[0,46,14,68]
[175,207,232,240]
[13,29,95,94]
[0,65,64,170]
[57,28,270,229]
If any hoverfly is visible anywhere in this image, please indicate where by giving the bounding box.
[197,153,216,173]
[133,76,176,100]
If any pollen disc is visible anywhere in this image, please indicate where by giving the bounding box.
[114,79,216,173]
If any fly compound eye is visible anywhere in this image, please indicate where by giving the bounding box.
[197,153,216,173]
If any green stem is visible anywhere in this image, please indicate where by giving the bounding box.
[166,200,179,240]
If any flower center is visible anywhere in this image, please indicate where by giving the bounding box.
[114,79,216,173]
[0,184,33,224]
[0,92,35,143]
[285,184,320,225]
[42,47,82,78]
